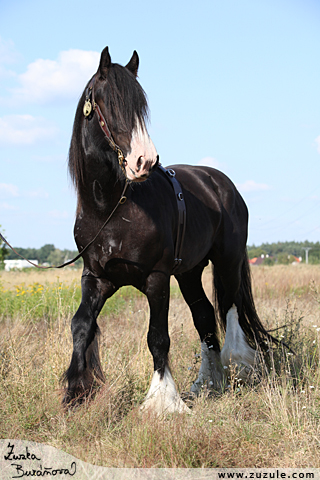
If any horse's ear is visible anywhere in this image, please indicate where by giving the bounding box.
[98,46,111,78]
[125,51,139,77]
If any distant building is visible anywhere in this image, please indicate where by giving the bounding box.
[292,256,302,264]
[249,254,302,266]
[248,257,264,266]
[4,259,38,271]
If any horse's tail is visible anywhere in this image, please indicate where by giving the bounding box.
[213,251,279,351]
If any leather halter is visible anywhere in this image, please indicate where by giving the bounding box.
[83,76,126,175]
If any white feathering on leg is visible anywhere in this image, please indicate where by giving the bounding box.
[140,366,190,415]
[221,304,256,380]
[190,342,225,394]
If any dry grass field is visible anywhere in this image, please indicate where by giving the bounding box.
[0,264,319,467]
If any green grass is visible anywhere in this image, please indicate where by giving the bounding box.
[0,279,142,324]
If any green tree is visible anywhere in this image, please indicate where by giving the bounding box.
[247,241,320,265]
[247,246,267,259]
[47,248,65,266]
[38,244,55,263]
[276,253,296,265]
[264,256,275,266]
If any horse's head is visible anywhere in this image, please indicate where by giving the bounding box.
[85,47,158,183]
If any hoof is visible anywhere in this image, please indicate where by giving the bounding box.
[62,389,88,409]
[140,368,192,416]
[62,382,100,409]
[140,394,191,416]
[190,342,226,395]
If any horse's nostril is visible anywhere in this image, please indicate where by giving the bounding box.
[137,156,143,171]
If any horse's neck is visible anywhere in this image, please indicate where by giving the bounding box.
[81,153,126,214]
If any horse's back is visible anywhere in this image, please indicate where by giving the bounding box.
[174,165,248,262]
[168,164,248,221]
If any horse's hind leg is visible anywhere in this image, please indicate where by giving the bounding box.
[213,258,257,381]
[63,275,114,406]
[175,262,225,394]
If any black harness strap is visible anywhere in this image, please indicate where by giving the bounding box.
[158,165,186,270]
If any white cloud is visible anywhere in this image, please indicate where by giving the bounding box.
[26,188,49,199]
[0,202,17,211]
[236,180,271,193]
[12,49,100,104]
[48,210,69,219]
[0,183,19,198]
[0,183,49,201]
[197,157,220,168]
[315,135,320,154]
[0,114,58,146]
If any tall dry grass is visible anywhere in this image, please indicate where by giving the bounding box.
[0,264,319,467]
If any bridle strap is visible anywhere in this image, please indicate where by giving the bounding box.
[94,103,126,171]
[83,75,160,177]
[84,76,126,174]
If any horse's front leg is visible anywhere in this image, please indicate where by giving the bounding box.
[140,272,190,415]
[63,275,116,406]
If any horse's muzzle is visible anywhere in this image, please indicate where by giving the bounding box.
[125,155,159,182]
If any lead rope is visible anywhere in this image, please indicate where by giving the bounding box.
[0,182,129,270]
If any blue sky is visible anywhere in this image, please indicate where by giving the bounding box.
[1,0,320,250]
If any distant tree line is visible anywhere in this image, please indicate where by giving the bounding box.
[1,235,320,270]
[247,241,320,264]
[5,243,83,268]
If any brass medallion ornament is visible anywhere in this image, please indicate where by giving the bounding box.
[83,99,92,117]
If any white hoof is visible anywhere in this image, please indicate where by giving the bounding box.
[140,367,191,415]
[191,342,225,395]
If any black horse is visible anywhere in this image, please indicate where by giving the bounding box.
[65,46,274,414]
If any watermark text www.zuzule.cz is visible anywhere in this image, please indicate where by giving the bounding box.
[217,472,315,479]
[4,442,76,478]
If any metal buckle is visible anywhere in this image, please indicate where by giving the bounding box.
[117,149,124,166]
[167,169,176,177]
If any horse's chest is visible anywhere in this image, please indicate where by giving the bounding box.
[100,238,123,257]
[75,207,165,285]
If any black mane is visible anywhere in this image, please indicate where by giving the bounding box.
[68,62,149,194]
[103,63,149,134]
